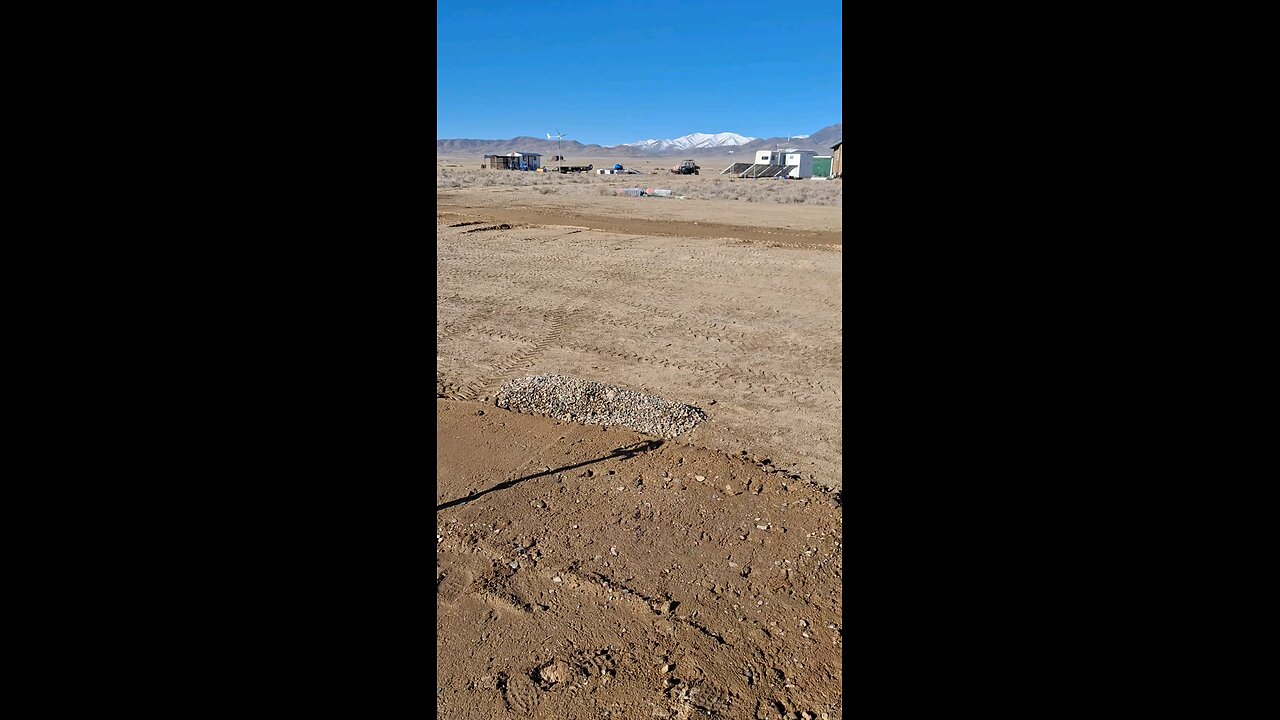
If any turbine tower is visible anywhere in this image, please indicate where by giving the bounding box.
[546,129,566,172]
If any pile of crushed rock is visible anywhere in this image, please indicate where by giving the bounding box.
[495,375,707,437]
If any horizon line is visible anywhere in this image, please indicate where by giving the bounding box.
[436,125,839,146]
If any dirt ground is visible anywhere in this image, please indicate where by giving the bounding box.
[437,401,843,719]
[437,160,843,718]
[436,164,842,487]
[437,202,842,246]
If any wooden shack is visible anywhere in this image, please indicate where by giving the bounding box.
[830,141,842,178]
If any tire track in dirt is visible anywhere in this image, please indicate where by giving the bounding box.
[439,304,837,405]
[585,307,753,348]
[448,334,836,402]
[468,326,544,346]
[600,303,838,359]
[440,254,650,292]
[443,240,834,320]
[437,371,456,398]
[627,302,785,337]
[437,303,500,344]
[452,306,576,401]
[437,214,843,491]
[440,239,826,303]
[438,204,843,246]
[546,341,840,398]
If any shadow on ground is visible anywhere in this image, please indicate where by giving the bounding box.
[435,439,664,512]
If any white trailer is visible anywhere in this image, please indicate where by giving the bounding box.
[784,150,815,178]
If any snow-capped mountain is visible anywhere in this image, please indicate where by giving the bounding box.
[436,124,841,157]
[625,132,757,151]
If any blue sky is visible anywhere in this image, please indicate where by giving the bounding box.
[437,0,842,146]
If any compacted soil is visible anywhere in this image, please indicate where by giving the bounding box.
[437,400,843,719]
[436,194,842,490]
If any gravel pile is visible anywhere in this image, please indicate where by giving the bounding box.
[496,375,707,437]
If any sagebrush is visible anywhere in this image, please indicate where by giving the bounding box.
[437,165,841,206]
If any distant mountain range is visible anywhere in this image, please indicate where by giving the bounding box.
[437,124,842,157]
[623,132,756,151]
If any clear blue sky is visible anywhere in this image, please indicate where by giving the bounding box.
[437,0,842,146]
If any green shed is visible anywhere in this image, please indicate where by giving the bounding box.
[811,156,832,178]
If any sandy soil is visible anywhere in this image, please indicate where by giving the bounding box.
[437,400,843,719]
[437,162,843,718]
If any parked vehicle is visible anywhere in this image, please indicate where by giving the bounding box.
[669,160,699,175]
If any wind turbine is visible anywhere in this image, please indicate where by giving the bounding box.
[546,129,566,172]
